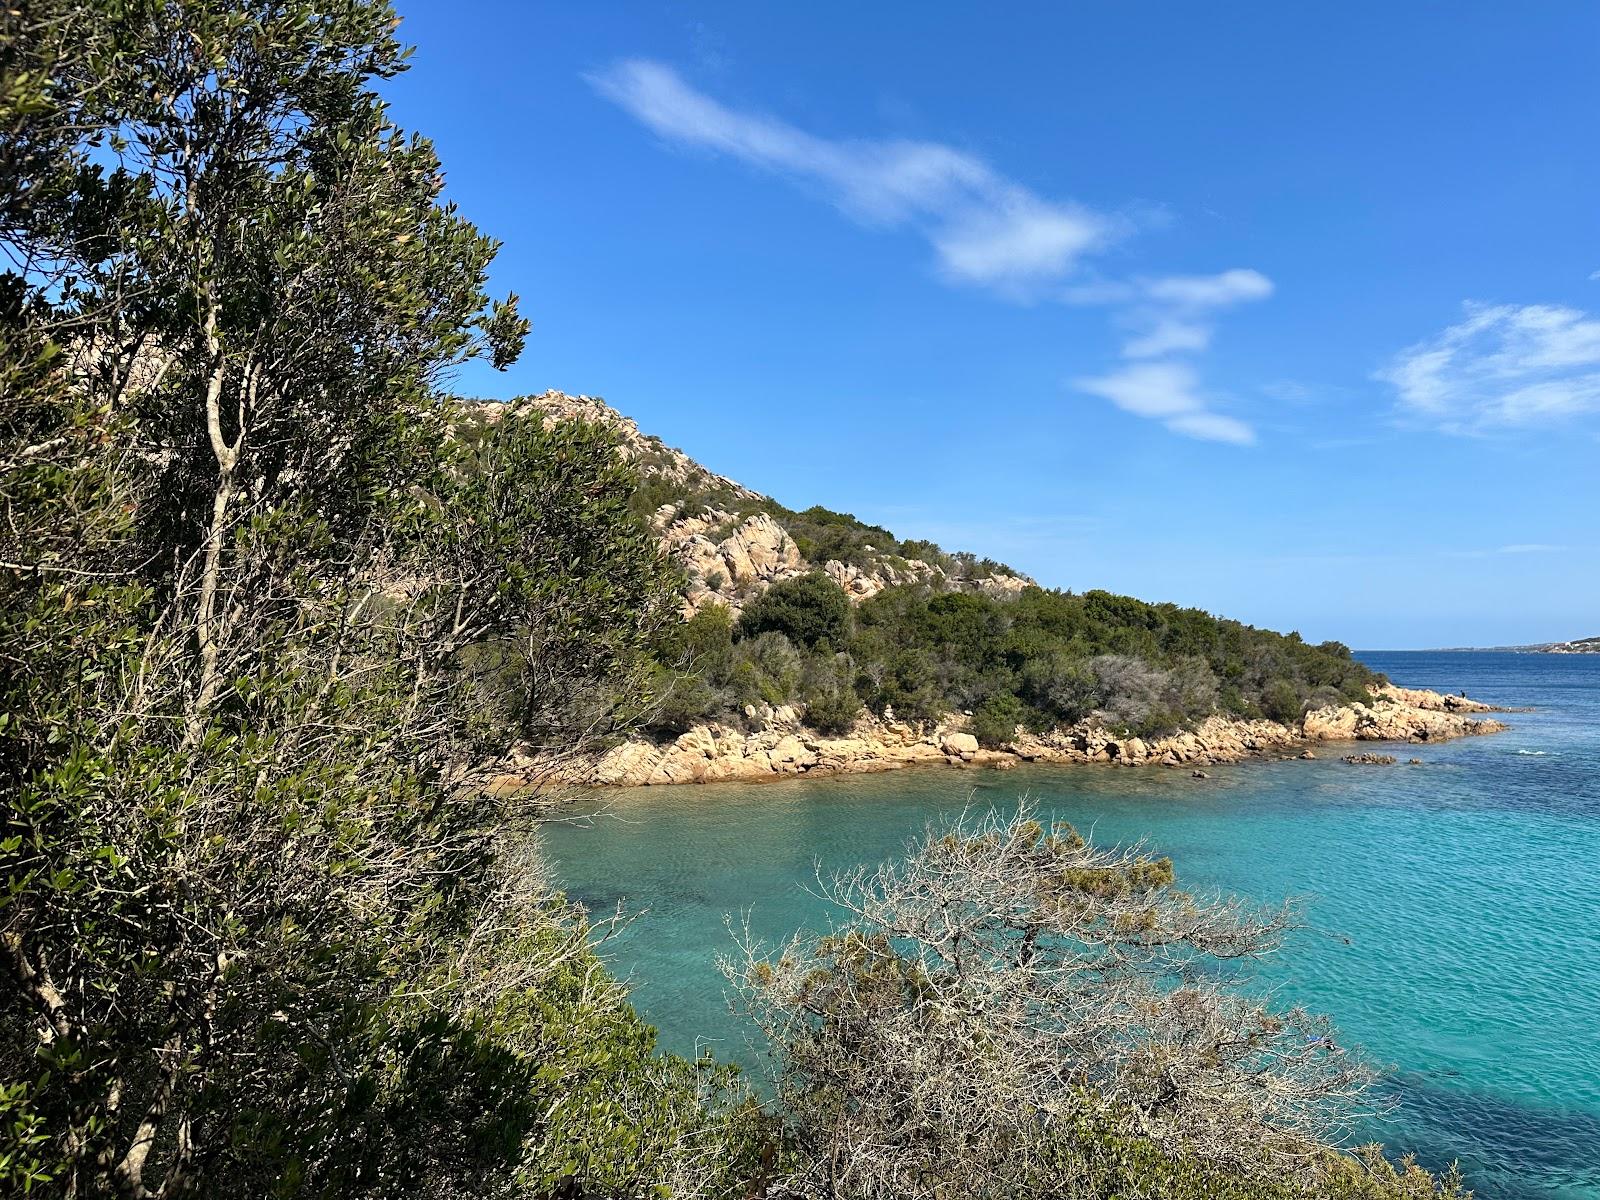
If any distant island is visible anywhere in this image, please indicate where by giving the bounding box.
[1438,636,1600,653]
[1530,636,1600,653]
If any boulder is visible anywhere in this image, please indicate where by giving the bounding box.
[770,734,818,770]
[1303,706,1359,740]
[941,731,980,757]
[673,725,717,759]
[588,741,660,787]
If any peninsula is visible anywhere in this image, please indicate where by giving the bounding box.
[471,394,1508,791]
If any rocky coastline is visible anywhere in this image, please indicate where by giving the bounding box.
[509,685,1507,791]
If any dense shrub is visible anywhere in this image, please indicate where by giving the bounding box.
[1262,678,1306,724]
[738,572,851,647]
[972,691,1026,747]
[647,576,1378,742]
[803,688,862,736]
[839,584,1375,737]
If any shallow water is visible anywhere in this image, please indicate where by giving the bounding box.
[542,652,1600,1199]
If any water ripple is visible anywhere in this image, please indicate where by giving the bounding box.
[544,652,1600,1199]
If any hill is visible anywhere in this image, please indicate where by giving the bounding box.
[463,392,1031,613]
[469,394,1505,788]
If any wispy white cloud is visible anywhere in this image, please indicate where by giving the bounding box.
[588,59,1120,294]
[1064,270,1270,441]
[591,59,1271,446]
[1073,361,1254,445]
[1113,269,1272,361]
[1439,543,1567,560]
[1121,317,1212,358]
[1143,269,1274,309]
[1378,302,1600,433]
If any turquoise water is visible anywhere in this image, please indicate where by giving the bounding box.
[542,652,1600,1199]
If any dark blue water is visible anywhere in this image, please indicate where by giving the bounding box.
[543,652,1600,1199]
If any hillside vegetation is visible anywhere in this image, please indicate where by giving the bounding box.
[652,573,1379,745]
[1,3,1461,1198]
[461,394,1382,748]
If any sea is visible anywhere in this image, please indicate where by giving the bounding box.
[541,651,1600,1199]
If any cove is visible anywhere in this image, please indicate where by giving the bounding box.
[542,652,1600,1200]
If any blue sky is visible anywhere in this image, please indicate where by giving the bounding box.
[386,2,1599,649]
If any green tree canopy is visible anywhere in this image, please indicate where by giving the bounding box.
[0,4,741,1196]
[737,571,851,649]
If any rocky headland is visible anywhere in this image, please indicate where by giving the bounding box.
[468,391,1033,618]
[465,392,1508,794]
[506,685,1506,791]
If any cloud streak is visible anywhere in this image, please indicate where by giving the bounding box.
[1101,268,1274,361]
[1378,302,1600,433]
[588,59,1120,293]
[591,60,1269,445]
[1073,361,1255,444]
[1063,269,1270,442]
[1439,543,1567,559]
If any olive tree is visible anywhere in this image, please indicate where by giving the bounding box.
[0,3,720,1196]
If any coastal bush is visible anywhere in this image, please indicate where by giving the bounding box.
[724,807,1464,1200]
[1017,647,1099,723]
[638,570,1377,747]
[1262,678,1308,725]
[799,652,863,735]
[643,663,724,734]
[0,3,736,1196]
[784,504,897,568]
[971,690,1026,747]
[738,571,852,648]
[801,685,862,735]
[851,585,1371,736]
[666,603,738,678]
[742,632,806,703]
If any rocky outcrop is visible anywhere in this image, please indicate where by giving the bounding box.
[477,391,763,505]
[659,499,1033,617]
[668,510,807,614]
[819,557,1031,607]
[511,685,1506,791]
[1374,685,1498,713]
[1300,684,1507,743]
[476,391,1035,617]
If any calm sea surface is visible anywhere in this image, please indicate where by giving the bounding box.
[542,652,1600,1200]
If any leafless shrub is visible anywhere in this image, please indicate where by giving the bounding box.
[723,803,1378,1199]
